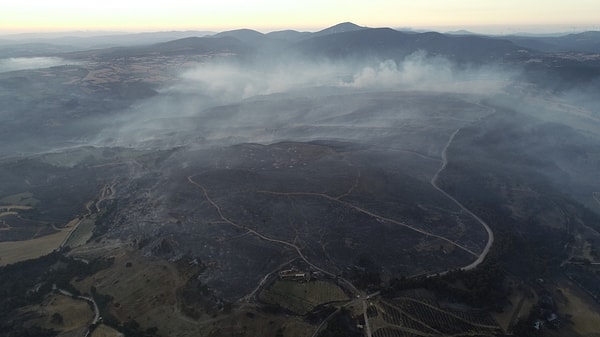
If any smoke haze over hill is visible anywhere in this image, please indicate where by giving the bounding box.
[89,52,518,150]
[0,57,79,73]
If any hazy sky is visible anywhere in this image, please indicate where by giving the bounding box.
[1,0,599,34]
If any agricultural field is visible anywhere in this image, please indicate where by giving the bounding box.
[259,279,348,315]
[0,217,80,266]
[200,311,315,337]
[369,297,501,337]
[64,215,96,249]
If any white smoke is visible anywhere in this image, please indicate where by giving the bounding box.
[91,52,517,148]
[0,57,79,73]
[172,52,514,103]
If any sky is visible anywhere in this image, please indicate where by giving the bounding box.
[1,0,599,34]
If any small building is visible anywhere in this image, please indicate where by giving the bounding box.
[279,268,312,281]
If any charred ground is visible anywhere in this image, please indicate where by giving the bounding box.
[2,23,600,337]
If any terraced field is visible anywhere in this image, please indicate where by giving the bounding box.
[370,297,501,337]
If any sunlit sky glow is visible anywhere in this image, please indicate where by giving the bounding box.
[1,0,599,34]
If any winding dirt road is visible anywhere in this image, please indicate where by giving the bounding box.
[430,129,494,271]
[187,130,495,336]
[258,190,479,257]
[54,286,100,335]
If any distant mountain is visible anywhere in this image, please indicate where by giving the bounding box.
[506,31,600,53]
[501,36,558,53]
[0,30,126,40]
[0,31,215,50]
[57,23,531,64]
[265,30,312,42]
[48,21,600,92]
[152,36,251,55]
[0,42,80,58]
[313,22,367,37]
[212,22,368,45]
[393,27,426,34]
[64,36,251,59]
[212,29,272,46]
[445,30,477,35]
[295,27,527,63]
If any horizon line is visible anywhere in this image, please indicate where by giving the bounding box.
[1,22,600,38]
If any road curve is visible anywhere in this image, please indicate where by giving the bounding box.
[55,286,100,329]
[430,129,494,271]
[258,190,479,257]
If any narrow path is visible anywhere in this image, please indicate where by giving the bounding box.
[310,307,340,337]
[60,183,115,250]
[258,190,478,257]
[241,258,297,302]
[430,129,494,271]
[336,168,361,199]
[363,300,373,337]
[58,218,83,249]
[506,294,527,333]
[593,192,600,208]
[95,183,116,213]
[54,285,100,333]
[187,176,338,280]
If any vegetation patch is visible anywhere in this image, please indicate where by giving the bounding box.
[0,192,39,207]
[0,252,114,335]
[21,293,94,335]
[72,248,192,334]
[64,215,96,249]
[259,280,348,315]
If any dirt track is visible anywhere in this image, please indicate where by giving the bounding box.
[430,128,494,272]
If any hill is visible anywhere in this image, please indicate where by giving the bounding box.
[64,36,251,59]
[295,27,528,63]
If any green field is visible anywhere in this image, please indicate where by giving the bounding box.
[64,215,96,248]
[259,279,348,315]
[0,192,39,207]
